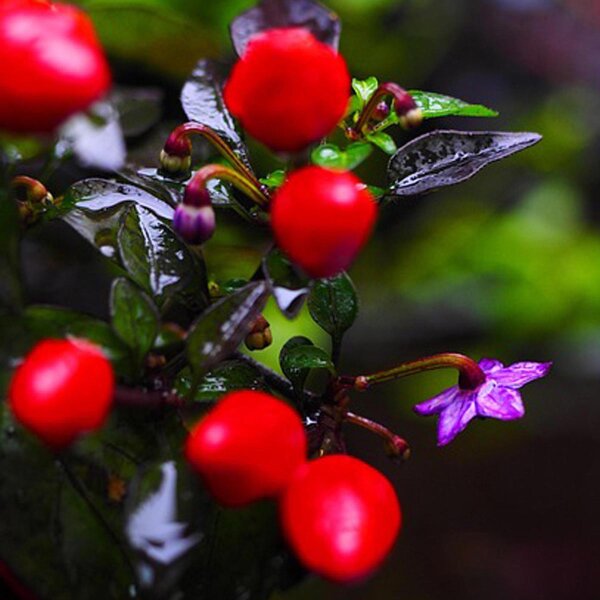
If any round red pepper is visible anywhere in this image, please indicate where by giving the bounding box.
[270,166,378,278]
[8,338,115,449]
[224,27,350,153]
[0,2,111,134]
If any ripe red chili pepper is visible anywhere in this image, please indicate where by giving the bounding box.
[8,338,115,449]
[280,454,402,582]
[224,27,350,153]
[0,2,111,134]
[270,166,378,278]
[185,390,307,507]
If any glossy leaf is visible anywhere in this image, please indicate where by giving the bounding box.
[308,272,359,340]
[230,0,341,56]
[409,90,499,119]
[387,130,542,198]
[174,360,267,403]
[280,336,314,395]
[117,204,209,310]
[311,142,373,170]
[352,76,379,108]
[110,278,159,367]
[366,131,397,155]
[180,59,251,166]
[261,248,311,319]
[187,281,269,375]
[259,170,286,189]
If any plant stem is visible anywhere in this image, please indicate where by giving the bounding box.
[344,411,410,460]
[348,352,486,391]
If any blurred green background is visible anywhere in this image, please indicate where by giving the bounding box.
[23,0,600,598]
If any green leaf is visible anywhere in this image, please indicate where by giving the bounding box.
[279,336,314,396]
[366,131,397,155]
[23,305,130,374]
[117,204,209,310]
[261,247,311,319]
[259,170,286,189]
[352,76,379,108]
[280,342,335,395]
[110,278,159,368]
[311,142,372,170]
[174,360,267,403]
[409,90,499,119]
[308,272,359,341]
[187,281,269,375]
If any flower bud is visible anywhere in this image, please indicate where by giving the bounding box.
[159,149,192,177]
[244,315,273,351]
[173,204,215,245]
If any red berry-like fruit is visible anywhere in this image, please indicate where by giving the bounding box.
[280,454,401,583]
[0,2,111,134]
[224,27,350,152]
[8,338,115,449]
[270,166,378,278]
[185,390,307,507]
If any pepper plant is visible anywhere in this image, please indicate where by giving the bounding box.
[0,0,551,598]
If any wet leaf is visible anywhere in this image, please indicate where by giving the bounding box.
[180,59,251,166]
[261,248,311,319]
[174,360,267,403]
[409,90,499,119]
[366,131,397,155]
[279,336,314,395]
[117,204,209,310]
[110,278,160,368]
[187,281,269,375]
[308,272,359,341]
[259,170,286,189]
[311,142,372,170]
[230,0,341,56]
[387,130,542,198]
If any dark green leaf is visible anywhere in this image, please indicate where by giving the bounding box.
[409,90,499,119]
[174,360,267,403]
[280,342,334,395]
[231,0,341,55]
[351,76,379,108]
[180,59,251,167]
[187,281,269,375]
[117,204,209,310]
[23,305,131,375]
[308,272,359,340]
[366,131,397,155]
[280,336,314,394]
[110,278,159,367]
[311,142,372,170]
[111,87,164,138]
[387,130,542,199]
[261,248,311,319]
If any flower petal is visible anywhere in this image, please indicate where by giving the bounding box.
[413,386,459,416]
[476,386,525,421]
[491,361,552,389]
[436,394,477,446]
[478,358,504,374]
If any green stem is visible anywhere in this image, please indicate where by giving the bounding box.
[350,352,485,391]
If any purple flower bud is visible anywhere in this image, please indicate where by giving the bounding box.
[173,203,215,245]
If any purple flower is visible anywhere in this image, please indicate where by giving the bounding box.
[413,358,552,446]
